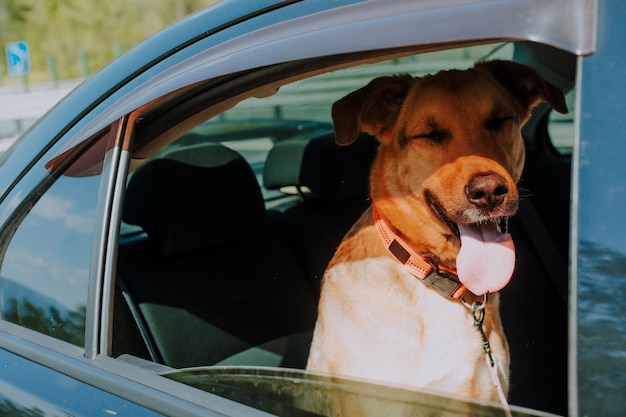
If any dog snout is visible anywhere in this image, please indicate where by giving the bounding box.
[465,173,509,212]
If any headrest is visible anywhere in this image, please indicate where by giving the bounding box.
[263,132,378,201]
[123,143,265,256]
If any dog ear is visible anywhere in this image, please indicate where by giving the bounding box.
[475,60,568,121]
[332,75,414,145]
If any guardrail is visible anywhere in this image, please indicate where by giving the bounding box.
[0,80,81,146]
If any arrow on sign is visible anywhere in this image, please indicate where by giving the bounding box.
[5,41,31,77]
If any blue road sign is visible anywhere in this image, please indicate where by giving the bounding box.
[6,41,31,77]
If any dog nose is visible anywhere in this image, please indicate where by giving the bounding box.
[465,173,509,211]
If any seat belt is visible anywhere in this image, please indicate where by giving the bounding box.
[116,276,164,364]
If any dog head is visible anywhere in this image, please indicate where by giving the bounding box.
[332,60,567,294]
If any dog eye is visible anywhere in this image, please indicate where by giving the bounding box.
[485,116,515,131]
[412,129,451,144]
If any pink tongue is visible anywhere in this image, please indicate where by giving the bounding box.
[456,222,515,295]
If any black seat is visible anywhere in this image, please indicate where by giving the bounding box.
[499,145,570,415]
[263,132,378,293]
[115,143,318,368]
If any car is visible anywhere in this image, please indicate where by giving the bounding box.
[0,0,621,416]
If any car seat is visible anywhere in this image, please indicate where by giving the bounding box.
[263,132,378,294]
[115,143,318,368]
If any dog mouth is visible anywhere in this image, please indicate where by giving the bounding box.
[426,191,516,295]
[426,191,511,239]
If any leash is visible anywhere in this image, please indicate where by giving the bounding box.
[465,296,513,417]
[374,206,512,415]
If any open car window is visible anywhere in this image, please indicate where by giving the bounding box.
[111,41,573,416]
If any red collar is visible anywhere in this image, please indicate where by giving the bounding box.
[373,206,470,300]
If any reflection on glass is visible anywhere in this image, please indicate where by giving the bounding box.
[0,136,106,347]
[0,397,48,417]
[0,348,164,416]
[166,367,553,417]
[577,239,626,416]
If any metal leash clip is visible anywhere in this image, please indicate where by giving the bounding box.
[467,294,495,366]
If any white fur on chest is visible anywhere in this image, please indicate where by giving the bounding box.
[307,257,509,401]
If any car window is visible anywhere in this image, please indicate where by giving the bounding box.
[0,130,112,347]
[113,41,573,416]
[114,44,512,356]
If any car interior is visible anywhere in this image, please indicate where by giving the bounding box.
[111,41,575,416]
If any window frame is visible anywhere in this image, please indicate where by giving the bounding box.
[0,0,598,415]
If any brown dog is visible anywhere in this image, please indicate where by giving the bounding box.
[306,61,567,405]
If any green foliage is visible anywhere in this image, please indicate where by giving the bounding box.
[3,297,86,347]
[1,0,219,80]
[0,399,45,417]
[2,0,31,24]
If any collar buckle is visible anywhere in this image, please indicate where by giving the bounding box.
[373,206,469,300]
[422,259,468,299]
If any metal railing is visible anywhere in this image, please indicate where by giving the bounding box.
[0,80,81,146]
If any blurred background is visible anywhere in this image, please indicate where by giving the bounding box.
[0,0,219,83]
[0,0,219,146]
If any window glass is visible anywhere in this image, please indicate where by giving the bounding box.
[0,132,110,347]
[548,88,576,154]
